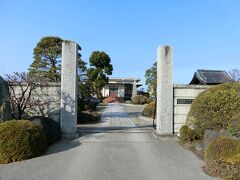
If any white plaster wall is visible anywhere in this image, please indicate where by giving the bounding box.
[118,85,125,97]
[12,83,61,121]
[102,85,110,97]
[173,85,210,133]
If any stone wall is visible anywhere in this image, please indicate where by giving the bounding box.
[0,76,12,121]
[173,84,210,133]
[12,83,61,122]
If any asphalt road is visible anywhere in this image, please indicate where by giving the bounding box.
[0,104,216,180]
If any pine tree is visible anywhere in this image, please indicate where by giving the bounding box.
[29,36,87,82]
[87,51,113,98]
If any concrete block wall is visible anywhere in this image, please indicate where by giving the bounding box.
[173,84,209,133]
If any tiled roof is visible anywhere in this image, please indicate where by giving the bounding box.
[190,69,232,85]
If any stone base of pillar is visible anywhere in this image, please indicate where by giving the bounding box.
[155,131,173,136]
[153,131,176,138]
[61,132,79,140]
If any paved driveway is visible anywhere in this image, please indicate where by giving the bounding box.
[0,103,216,180]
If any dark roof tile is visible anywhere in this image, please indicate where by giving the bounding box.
[190,69,232,85]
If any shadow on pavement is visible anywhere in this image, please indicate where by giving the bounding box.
[44,140,81,156]
[77,103,154,137]
[100,112,142,118]
[77,125,154,137]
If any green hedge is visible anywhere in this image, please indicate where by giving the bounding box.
[186,83,240,137]
[131,95,147,105]
[179,125,198,142]
[0,120,47,164]
[227,113,240,138]
[78,102,97,111]
[78,111,100,124]
[142,102,155,118]
[205,137,240,179]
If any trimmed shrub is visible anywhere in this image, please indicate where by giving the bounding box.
[78,111,100,124]
[227,113,240,138]
[30,116,60,145]
[78,101,97,111]
[179,125,198,142]
[147,97,155,104]
[0,120,47,164]
[142,102,155,118]
[102,96,124,103]
[205,137,240,179]
[186,83,240,137]
[132,95,147,104]
[84,102,97,111]
[131,95,147,105]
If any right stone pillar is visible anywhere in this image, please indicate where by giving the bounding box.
[156,46,173,135]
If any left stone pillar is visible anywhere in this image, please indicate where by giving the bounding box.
[60,41,78,139]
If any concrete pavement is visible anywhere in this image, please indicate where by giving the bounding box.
[0,103,216,180]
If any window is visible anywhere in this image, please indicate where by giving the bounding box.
[124,84,132,99]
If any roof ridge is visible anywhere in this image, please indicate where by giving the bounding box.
[197,69,227,72]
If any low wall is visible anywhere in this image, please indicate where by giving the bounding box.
[173,84,210,133]
[12,83,61,122]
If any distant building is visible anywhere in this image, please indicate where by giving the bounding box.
[102,78,142,99]
[190,69,232,85]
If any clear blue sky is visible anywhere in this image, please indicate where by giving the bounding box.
[0,0,240,87]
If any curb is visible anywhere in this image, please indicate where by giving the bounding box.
[138,115,153,122]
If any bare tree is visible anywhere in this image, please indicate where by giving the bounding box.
[5,72,44,119]
[228,69,240,82]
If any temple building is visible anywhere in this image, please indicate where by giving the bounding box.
[102,78,142,100]
[190,69,232,85]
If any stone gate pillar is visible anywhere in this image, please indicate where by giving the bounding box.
[156,46,173,135]
[60,41,78,139]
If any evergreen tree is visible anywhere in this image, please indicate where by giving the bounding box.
[87,51,113,98]
[145,62,157,98]
[29,36,63,81]
[29,36,86,82]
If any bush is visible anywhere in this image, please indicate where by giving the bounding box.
[142,102,155,118]
[227,113,240,138]
[186,83,240,137]
[179,125,198,142]
[78,101,97,111]
[205,137,240,179]
[84,102,97,111]
[0,120,47,164]
[30,116,60,145]
[78,111,100,124]
[102,96,124,103]
[131,95,147,105]
[147,97,155,104]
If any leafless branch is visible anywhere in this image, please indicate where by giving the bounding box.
[228,69,240,82]
[5,72,47,119]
